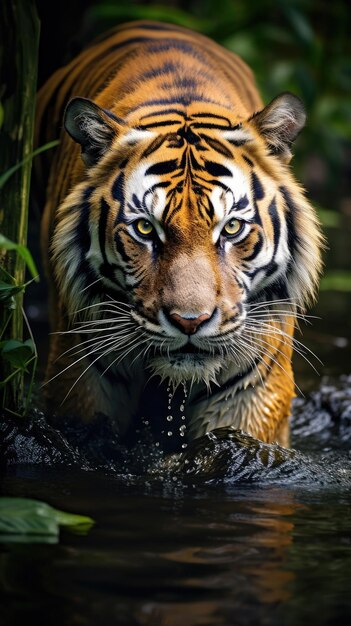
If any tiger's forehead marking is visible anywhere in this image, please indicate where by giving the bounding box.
[116,130,254,233]
[209,161,253,223]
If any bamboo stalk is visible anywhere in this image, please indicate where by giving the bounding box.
[0,0,40,411]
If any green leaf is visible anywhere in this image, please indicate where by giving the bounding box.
[0,338,35,369]
[0,497,95,543]
[0,140,59,190]
[0,281,24,302]
[0,234,39,281]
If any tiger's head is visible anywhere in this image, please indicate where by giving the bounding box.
[52,94,323,386]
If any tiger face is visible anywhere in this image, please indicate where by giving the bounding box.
[52,94,322,388]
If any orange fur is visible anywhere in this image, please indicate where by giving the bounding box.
[36,21,323,445]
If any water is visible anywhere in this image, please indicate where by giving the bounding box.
[1,217,351,624]
[1,385,351,626]
[1,464,350,626]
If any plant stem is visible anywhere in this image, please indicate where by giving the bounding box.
[0,0,40,411]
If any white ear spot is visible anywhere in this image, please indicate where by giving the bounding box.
[120,128,155,145]
[222,128,252,145]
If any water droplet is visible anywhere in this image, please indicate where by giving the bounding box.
[182,443,187,449]
[167,415,173,422]
[144,420,149,426]
[155,442,160,447]
[181,415,186,421]
[167,431,173,436]
[180,404,185,412]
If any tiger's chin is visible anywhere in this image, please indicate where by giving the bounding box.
[148,353,226,387]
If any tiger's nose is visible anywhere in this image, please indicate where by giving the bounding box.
[167,311,212,335]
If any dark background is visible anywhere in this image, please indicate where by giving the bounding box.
[30,0,351,385]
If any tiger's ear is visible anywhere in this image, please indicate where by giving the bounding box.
[64,97,124,166]
[250,93,306,163]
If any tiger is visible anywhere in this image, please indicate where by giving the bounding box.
[35,20,323,448]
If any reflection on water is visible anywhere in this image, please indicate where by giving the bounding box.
[1,468,351,626]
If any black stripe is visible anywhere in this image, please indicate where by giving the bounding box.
[204,197,215,220]
[235,195,249,211]
[268,197,280,257]
[227,138,247,147]
[243,155,254,167]
[138,119,181,129]
[202,135,232,158]
[279,186,300,255]
[140,108,186,120]
[252,171,265,200]
[132,193,141,208]
[245,232,263,261]
[146,159,179,176]
[205,161,232,177]
[140,135,167,159]
[164,197,183,225]
[128,95,220,113]
[192,122,231,130]
[189,150,203,171]
[114,229,132,264]
[75,187,94,257]
[191,113,231,124]
[99,198,109,262]
[147,39,206,59]
[137,61,178,81]
[129,23,188,33]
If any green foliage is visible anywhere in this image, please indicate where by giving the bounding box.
[0,261,37,414]
[320,271,351,292]
[0,339,35,371]
[0,137,59,415]
[0,497,95,543]
[0,233,39,281]
[0,139,59,191]
[0,234,38,414]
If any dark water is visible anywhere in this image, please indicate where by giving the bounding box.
[1,459,351,626]
[1,383,351,626]
[1,218,351,625]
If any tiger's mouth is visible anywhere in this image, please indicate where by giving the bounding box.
[171,343,210,356]
[148,340,227,386]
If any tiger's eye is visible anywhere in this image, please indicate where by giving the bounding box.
[223,218,242,237]
[135,219,154,237]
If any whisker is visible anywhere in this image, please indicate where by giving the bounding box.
[44,330,139,387]
[241,336,304,397]
[245,328,320,375]
[78,277,102,293]
[59,330,140,361]
[60,330,147,404]
[100,333,149,376]
[245,319,323,364]
[73,299,133,316]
